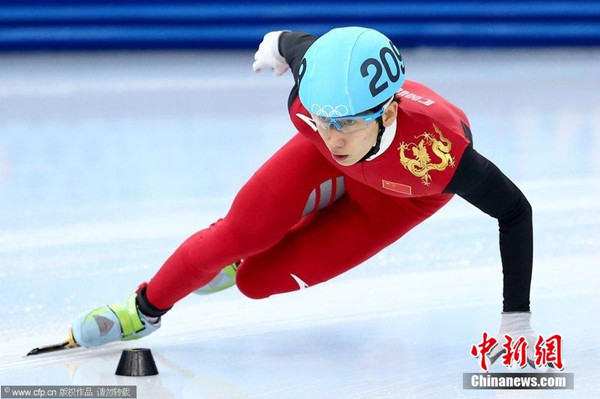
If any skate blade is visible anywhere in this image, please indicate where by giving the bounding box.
[26,329,80,356]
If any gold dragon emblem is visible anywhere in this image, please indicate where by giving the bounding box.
[398,124,455,186]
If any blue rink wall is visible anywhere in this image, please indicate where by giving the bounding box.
[1,0,600,51]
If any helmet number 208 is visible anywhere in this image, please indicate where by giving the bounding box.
[360,41,405,98]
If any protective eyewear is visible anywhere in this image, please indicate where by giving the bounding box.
[310,98,393,134]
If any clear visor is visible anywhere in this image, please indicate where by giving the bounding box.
[311,115,372,133]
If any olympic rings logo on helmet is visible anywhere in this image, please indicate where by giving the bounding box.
[310,104,350,117]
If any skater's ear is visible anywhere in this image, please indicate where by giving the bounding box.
[382,99,398,128]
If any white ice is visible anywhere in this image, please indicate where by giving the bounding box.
[0,49,599,398]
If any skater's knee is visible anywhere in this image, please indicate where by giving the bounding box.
[235,263,274,300]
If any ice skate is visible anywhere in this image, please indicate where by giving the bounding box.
[71,293,160,348]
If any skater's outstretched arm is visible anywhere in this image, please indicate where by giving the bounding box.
[443,146,533,313]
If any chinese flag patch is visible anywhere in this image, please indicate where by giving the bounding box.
[382,180,412,195]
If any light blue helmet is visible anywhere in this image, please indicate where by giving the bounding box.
[299,27,405,117]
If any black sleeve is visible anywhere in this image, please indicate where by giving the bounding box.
[443,146,533,312]
[278,31,318,110]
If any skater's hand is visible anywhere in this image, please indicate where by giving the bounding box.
[253,31,290,76]
[487,311,540,369]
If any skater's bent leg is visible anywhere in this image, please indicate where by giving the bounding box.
[145,134,342,309]
[237,180,453,299]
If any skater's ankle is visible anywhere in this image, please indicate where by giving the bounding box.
[136,285,171,318]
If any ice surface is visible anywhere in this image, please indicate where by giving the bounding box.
[0,49,599,398]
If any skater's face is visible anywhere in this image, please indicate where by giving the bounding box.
[316,99,398,166]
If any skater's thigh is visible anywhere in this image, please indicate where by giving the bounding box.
[224,133,343,239]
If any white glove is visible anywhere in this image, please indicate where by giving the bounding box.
[252,31,290,76]
[488,311,539,369]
